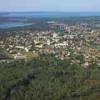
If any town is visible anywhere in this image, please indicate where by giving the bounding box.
[0,21,100,69]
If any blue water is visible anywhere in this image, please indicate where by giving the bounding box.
[1,12,100,18]
[0,22,33,29]
[1,12,100,17]
[0,12,100,29]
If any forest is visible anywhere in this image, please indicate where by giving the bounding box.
[0,54,100,100]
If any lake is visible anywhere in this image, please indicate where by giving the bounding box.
[0,22,33,29]
[0,12,100,29]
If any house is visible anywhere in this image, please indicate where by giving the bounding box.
[35,44,43,49]
[13,53,27,60]
[52,33,58,38]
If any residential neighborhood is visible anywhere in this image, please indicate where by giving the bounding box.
[0,22,100,68]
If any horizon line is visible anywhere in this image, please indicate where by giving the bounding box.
[0,11,100,13]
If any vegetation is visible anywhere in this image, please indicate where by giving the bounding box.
[0,54,100,100]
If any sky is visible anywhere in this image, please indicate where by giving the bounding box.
[0,0,100,12]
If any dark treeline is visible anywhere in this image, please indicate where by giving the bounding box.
[0,54,100,100]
